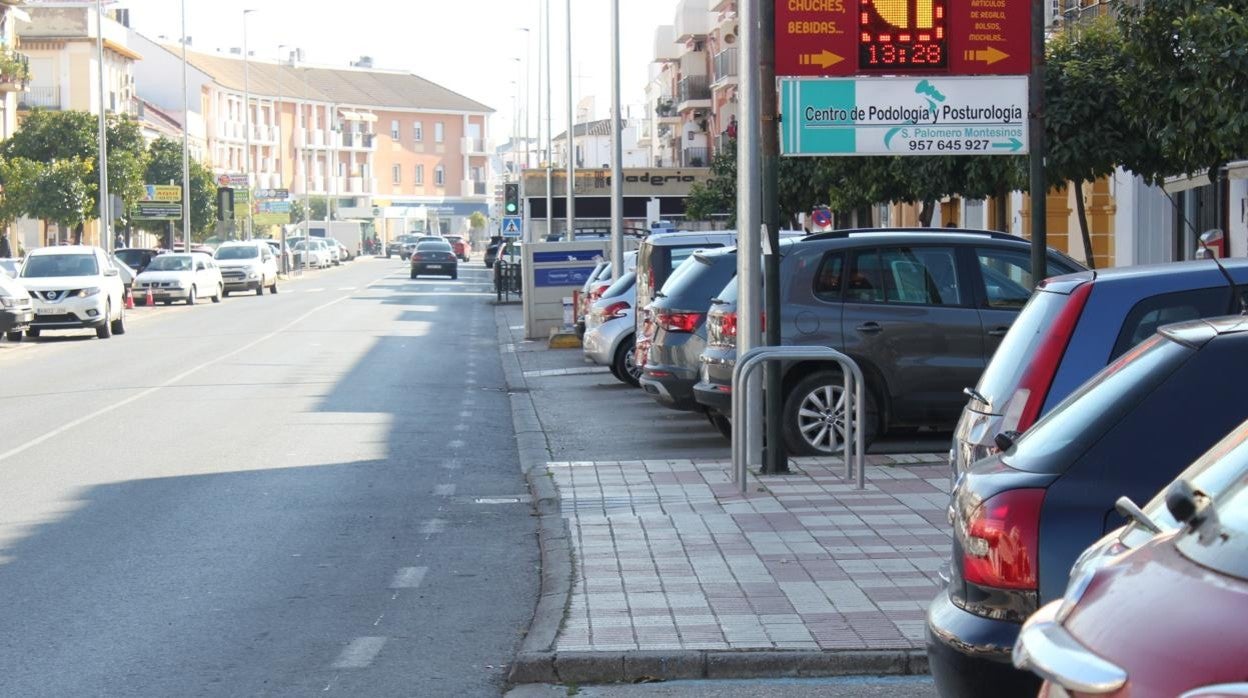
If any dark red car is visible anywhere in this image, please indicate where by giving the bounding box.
[445,235,470,262]
[1013,469,1248,697]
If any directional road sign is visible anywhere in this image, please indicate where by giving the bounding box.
[780,75,1028,156]
[775,0,1031,78]
[502,216,522,238]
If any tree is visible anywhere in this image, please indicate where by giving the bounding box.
[684,138,738,225]
[1119,0,1248,181]
[27,159,94,241]
[0,156,38,232]
[289,196,330,224]
[143,137,218,239]
[468,211,487,231]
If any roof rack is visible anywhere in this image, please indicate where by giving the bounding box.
[802,227,1025,243]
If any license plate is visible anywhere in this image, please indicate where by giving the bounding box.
[426,264,443,269]
[42,307,66,315]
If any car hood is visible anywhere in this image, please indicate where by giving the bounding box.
[215,259,262,269]
[136,270,193,283]
[0,275,31,301]
[19,275,107,292]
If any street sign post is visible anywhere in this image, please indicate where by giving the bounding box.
[775,0,1031,77]
[779,75,1027,156]
[502,216,523,238]
[134,202,183,220]
[142,184,183,202]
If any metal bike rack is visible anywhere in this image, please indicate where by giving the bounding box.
[731,346,867,493]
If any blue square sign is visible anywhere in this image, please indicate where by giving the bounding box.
[502,216,522,238]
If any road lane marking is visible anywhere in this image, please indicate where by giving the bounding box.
[420,519,446,535]
[337,286,357,291]
[305,288,325,293]
[0,293,354,465]
[448,440,465,449]
[330,637,387,669]
[390,566,428,589]
[434,484,456,496]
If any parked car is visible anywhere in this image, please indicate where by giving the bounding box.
[640,246,747,414]
[18,245,127,339]
[322,238,343,266]
[1013,442,1248,697]
[484,238,508,268]
[927,315,1248,698]
[0,270,34,341]
[388,234,418,259]
[410,240,459,279]
[445,235,470,262]
[951,258,1248,477]
[690,229,1083,454]
[293,239,330,269]
[577,252,639,338]
[0,257,20,279]
[214,241,279,296]
[330,238,352,262]
[583,271,640,385]
[113,247,164,274]
[133,252,223,305]
[261,240,295,272]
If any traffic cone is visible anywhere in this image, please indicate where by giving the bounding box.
[125,291,135,309]
[144,287,153,306]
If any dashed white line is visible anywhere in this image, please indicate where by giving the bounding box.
[330,637,387,669]
[305,288,326,293]
[420,519,446,535]
[338,286,357,291]
[448,440,465,449]
[390,566,428,589]
[434,484,456,496]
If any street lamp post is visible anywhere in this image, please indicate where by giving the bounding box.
[519,27,532,171]
[94,0,110,251]
[276,43,288,274]
[564,0,574,241]
[544,0,553,241]
[180,0,191,253]
[242,8,257,240]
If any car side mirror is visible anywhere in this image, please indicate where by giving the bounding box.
[993,430,1020,452]
[104,267,119,277]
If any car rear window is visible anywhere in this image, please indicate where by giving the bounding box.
[1110,287,1231,360]
[417,241,452,251]
[1003,334,1193,474]
[637,242,724,311]
[602,272,636,299]
[974,289,1075,410]
[658,251,738,308]
[715,277,738,303]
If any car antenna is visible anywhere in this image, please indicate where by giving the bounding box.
[1163,188,1245,315]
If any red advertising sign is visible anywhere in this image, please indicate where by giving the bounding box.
[776,0,1030,77]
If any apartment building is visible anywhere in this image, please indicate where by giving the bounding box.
[16,5,138,115]
[0,0,27,142]
[180,49,493,236]
[551,118,649,170]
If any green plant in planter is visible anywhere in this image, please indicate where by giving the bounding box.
[0,49,30,85]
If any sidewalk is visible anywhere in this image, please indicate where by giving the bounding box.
[496,305,950,685]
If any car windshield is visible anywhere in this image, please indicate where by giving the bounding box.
[215,246,258,260]
[22,253,98,278]
[145,255,193,272]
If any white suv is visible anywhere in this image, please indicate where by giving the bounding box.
[18,245,127,339]
[214,241,279,296]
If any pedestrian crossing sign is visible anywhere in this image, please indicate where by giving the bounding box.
[502,216,522,238]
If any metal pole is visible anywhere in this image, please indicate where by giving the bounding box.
[95,0,110,251]
[302,64,311,273]
[609,0,623,280]
[1027,0,1046,285]
[563,0,575,241]
[277,45,287,274]
[180,1,192,251]
[243,9,255,240]
[544,0,553,241]
[737,0,764,471]
[326,104,336,227]
[760,0,787,474]
[522,27,532,171]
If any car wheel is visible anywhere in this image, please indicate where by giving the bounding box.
[410,271,418,279]
[451,271,458,280]
[223,289,231,298]
[96,303,113,339]
[782,370,878,456]
[162,300,172,306]
[613,335,641,387]
[256,283,265,296]
[212,284,223,303]
[26,328,40,338]
[5,331,22,342]
[186,286,196,305]
[708,411,732,440]
[269,279,278,294]
[111,304,126,335]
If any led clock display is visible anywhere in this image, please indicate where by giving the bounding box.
[858,0,949,72]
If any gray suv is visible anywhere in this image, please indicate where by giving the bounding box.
[692,229,1083,454]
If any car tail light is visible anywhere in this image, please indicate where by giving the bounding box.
[709,311,738,347]
[589,282,611,303]
[656,311,703,333]
[413,253,426,261]
[960,488,1045,590]
[1003,283,1093,433]
[601,301,629,320]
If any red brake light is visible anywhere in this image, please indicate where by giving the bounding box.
[709,311,738,347]
[601,301,629,319]
[1010,283,1093,432]
[960,488,1045,590]
[721,311,738,338]
[656,311,704,333]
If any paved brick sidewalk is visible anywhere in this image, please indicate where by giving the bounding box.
[548,455,950,654]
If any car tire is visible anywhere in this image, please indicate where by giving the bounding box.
[451,271,458,280]
[410,271,418,279]
[25,328,39,338]
[96,303,113,339]
[111,304,126,335]
[186,286,196,305]
[782,370,878,456]
[223,289,231,298]
[269,279,278,294]
[613,335,641,387]
[6,331,22,342]
[708,411,732,440]
[212,284,223,303]
[162,300,172,306]
[256,283,265,296]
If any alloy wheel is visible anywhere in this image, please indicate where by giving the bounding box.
[796,384,849,453]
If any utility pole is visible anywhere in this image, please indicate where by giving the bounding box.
[760,0,786,474]
[1028,0,1046,284]
[609,0,622,280]
[737,0,763,472]
[180,0,192,254]
[544,0,553,242]
[94,0,110,251]
[564,0,575,241]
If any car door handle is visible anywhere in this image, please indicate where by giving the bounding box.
[987,327,1010,337]
[856,322,883,334]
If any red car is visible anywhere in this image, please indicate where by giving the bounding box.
[1013,472,1248,698]
[445,235,470,262]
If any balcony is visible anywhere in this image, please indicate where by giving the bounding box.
[19,84,59,110]
[675,0,711,41]
[677,76,711,111]
[342,132,376,150]
[653,24,679,62]
[461,179,488,197]
[655,97,680,123]
[0,49,30,93]
[712,48,738,87]
[347,176,364,194]
[681,147,710,167]
[461,136,488,155]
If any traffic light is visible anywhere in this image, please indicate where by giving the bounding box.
[504,182,519,215]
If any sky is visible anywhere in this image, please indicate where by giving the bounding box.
[112,0,678,143]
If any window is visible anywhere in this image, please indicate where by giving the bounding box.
[414,121,423,141]
[392,164,402,184]
[976,248,1080,309]
[415,164,424,184]
[391,119,400,140]
[434,166,445,186]
[434,122,444,143]
[1110,287,1231,359]
[813,253,845,301]
[846,247,962,306]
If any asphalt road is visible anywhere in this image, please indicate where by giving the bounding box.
[0,257,538,696]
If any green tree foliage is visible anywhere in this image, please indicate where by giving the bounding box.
[289,196,330,224]
[1119,0,1248,181]
[684,138,738,225]
[144,137,218,238]
[468,211,487,230]
[28,158,94,238]
[0,156,38,229]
